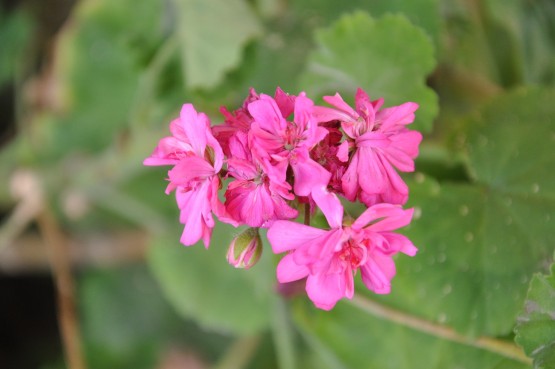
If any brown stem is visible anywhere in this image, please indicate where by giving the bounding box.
[303,203,310,226]
[37,206,87,369]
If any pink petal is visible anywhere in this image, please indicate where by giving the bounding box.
[167,156,215,190]
[180,104,208,157]
[176,182,212,246]
[353,204,413,232]
[356,148,387,194]
[248,95,287,133]
[293,92,314,132]
[276,253,310,283]
[323,93,357,118]
[360,254,394,294]
[291,155,331,196]
[383,130,422,172]
[311,186,343,229]
[143,137,192,166]
[336,141,349,162]
[382,232,418,256]
[355,88,376,124]
[355,131,391,149]
[377,102,418,131]
[268,221,328,253]
[274,87,296,118]
[306,271,346,310]
[341,152,360,201]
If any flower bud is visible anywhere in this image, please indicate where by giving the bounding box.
[227,228,262,269]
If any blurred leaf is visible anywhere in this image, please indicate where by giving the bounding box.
[80,265,230,368]
[379,87,555,337]
[300,12,438,132]
[148,224,274,335]
[45,0,164,157]
[0,8,32,85]
[293,300,530,369]
[485,0,555,86]
[172,0,262,89]
[515,262,555,369]
[291,0,440,45]
[440,0,501,85]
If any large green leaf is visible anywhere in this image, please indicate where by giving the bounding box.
[148,224,274,334]
[376,87,555,337]
[290,0,440,46]
[172,0,262,89]
[515,262,555,369]
[293,300,530,369]
[79,265,230,368]
[46,0,164,157]
[300,12,438,132]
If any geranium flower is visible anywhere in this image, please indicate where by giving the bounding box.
[268,188,417,310]
[314,88,421,205]
[224,133,298,228]
[144,104,226,247]
[248,92,331,196]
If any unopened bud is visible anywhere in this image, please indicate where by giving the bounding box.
[227,228,262,269]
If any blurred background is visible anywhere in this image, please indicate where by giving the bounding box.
[1,0,554,368]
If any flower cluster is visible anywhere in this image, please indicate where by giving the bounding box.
[145,87,421,310]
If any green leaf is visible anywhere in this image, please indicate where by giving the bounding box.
[80,265,231,368]
[0,8,32,85]
[300,12,438,132]
[172,0,262,89]
[293,300,530,369]
[147,224,274,334]
[290,0,440,46]
[515,262,555,369]
[45,0,164,157]
[378,87,555,337]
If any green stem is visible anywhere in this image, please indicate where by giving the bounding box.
[272,298,296,369]
[348,295,531,365]
[304,203,310,226]
[212,335,261,369]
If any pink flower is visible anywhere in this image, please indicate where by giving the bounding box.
[248,92,331,196]
[144,104,226,247]
[313,88,422,206]
[213,87,296,156]
[224,133,298,227]
[267,188,417,310]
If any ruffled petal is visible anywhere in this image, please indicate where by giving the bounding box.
[267,221,328,253]
[180,104,208,157]
[248,95,287,133]
[276,253,310,283]
[352,204,413,232]
[311,186,344,229]
[305,271,346,310]
[291,154,331,196]
[360,254,394,294]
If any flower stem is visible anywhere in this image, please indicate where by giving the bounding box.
[38,204,87,369]
[348,295,531,364]
[272,298,297,369]
[304,203,310,226]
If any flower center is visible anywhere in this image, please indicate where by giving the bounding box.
[338,239,367,270]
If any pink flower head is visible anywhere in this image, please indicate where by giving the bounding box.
[224,133,298,228]
[267,188,417,310]
[213,87,296,156]
[248,92,331,196]
[313,88,422,206]
[144,104,226,247]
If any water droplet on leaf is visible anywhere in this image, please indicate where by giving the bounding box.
[459,205,469,216]
[464,232,474,242]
